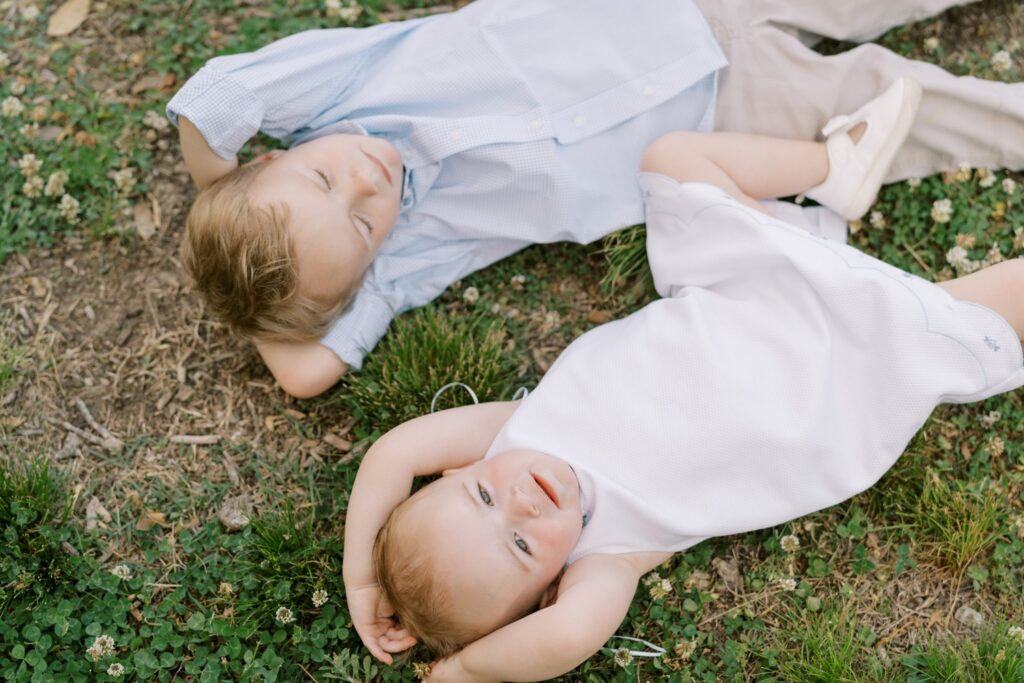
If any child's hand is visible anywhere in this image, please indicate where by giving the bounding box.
[348,582,417,663]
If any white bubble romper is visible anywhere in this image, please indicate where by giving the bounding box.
[487,175,1024,564]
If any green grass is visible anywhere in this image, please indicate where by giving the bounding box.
[341,306,520,432]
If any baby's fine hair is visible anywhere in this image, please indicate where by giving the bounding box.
[373,500,476,658]
[182,164,354,343]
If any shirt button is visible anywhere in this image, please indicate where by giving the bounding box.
[530,118,543,130]
[642,84,656,96]
[450,129,463,141]
[573,114,586,127]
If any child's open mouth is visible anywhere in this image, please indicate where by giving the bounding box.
[532,473,560,509]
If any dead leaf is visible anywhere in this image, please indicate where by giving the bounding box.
[85,496,111,531]
[136,509,169,531]
[587,310,613,324]
[323,432,352,452]
[47,0,90,37]
[217,495,251,532]
[712,557,744,593]
[131,73,166,94]
[37,125,64,142]
[134,200,156,240]
[683,569,713,591]
[284,409,306,420]
[0,416,25,429]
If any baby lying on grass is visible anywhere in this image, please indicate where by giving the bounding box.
[342,80,1024,681]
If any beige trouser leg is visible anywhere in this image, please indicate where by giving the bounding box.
[695,0,1024,180]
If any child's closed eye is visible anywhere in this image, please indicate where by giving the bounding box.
[315,169,332,189]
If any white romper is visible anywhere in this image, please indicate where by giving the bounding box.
[486,175,1024,565]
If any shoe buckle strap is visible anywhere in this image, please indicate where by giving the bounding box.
[821,114,854,138]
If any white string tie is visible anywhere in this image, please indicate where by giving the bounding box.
[602,635,665,658]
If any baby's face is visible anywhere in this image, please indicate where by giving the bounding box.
[250,134,403,305]
[405,449,584,636]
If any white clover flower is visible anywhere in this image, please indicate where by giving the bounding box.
[111,167,135,194]
[20,5,40,21]
[218,582,234,596]
[612,647,633,668]
[22,176,43,198]
[1009,625,1024,644]
[954,161,972,182]
[780,534,800,553]
[58,194,81,223]
[924,37,940,53]
[311,589,329,607]
[275,605,295,625]
[44,171,67,197]
[109,564,132,580]
[462,286,480,304]
[945,245,978,274]
[983,242,1004,267]
[977,168,996,188]
[86,634,115,661]
[325,0,362,22]
[510,274,526,289]
[992,50,1013,73]
[988,436,1005,458]
[648,578,672,600]
[1003,178,1017,194]
[0,50,10,71]
[675,639,698,660]
[931,198,953,223]
[778,577,798,591]
[19,122,39,139]
[1,95,24,117]
[10,79,26,95]
[980,410,1002,428]
[869,211,885,229]
[907,177,922,189]
[142,109,169,132]
[106,662,125,677]
[17,153,42,178]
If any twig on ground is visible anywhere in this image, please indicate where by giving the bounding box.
[75,398,124,451]
[45,416,120,452]
[169,434,221,445]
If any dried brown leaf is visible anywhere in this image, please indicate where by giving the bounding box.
[47,0,90,37]
[85,496,111,531]
[136,509,169,531]
[134,201,156,240]
[323,432,352,452]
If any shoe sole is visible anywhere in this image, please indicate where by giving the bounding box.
[844,78,923,220]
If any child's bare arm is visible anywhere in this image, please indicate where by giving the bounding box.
[429,550,671,683]
[256,340,350,399]
[178,115,239,189]
[343,401,520,662]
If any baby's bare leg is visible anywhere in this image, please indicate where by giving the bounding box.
[937,260,1024,342]
[641,128,863,214]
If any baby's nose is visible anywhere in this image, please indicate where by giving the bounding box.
[512,485,540,518]
[349,166,380,197]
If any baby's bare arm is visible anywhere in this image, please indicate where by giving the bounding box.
[342,402,520,661]
[430,551,671,683]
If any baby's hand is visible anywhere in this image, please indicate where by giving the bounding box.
[347,582,416,663]
[424,656,473,683]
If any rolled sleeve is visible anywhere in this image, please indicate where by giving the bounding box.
[166,66,266,160]
[319,288,396,370]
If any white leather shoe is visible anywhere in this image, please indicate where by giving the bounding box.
[806,77,923,220]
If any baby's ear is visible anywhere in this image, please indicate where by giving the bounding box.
[247,149,284,165]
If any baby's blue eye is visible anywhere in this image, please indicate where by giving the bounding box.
[478,484,493,506]
[514,533,530,555]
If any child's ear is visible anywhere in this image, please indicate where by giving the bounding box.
[249,149,284,165]
[441,468,463,477]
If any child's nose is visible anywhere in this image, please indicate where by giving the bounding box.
[348,166,380,198]
[511,485,540,518]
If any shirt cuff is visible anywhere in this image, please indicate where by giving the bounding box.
[165,66,265,161]
[319,289,396,371]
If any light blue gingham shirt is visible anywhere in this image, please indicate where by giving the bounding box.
[167,0,727,368]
